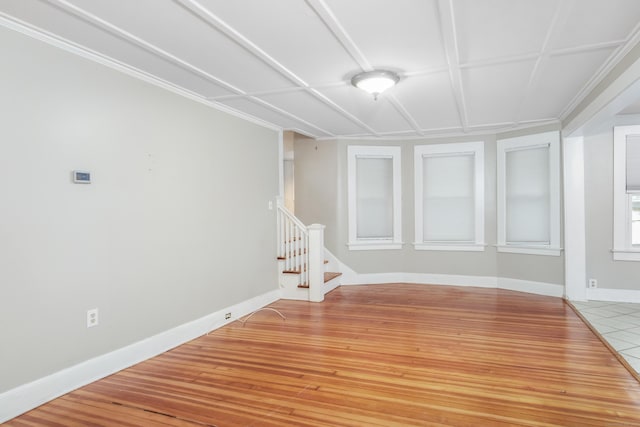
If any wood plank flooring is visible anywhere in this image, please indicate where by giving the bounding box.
[7,284,640,426]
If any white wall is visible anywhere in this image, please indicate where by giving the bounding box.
[0,26,279,393]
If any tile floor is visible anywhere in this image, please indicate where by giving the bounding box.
[571,300,640,374]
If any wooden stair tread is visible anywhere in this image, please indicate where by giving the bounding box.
[296,272,342,288]
[324,272,342,282]
[281,260,329,274]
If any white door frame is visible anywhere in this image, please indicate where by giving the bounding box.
[562,136,587,301]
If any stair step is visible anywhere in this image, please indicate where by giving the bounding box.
[324,272,342,282]
[281,260,329,274]
[296,272,342,288]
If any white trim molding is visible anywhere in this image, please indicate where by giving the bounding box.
[340,272,563,297]
[0,289,281,424]
[613,125,640,261]
[497,131,562,256]
[413,243,486,252]
[347,145,402,250]
[562,136,587,301]
[611,249,640,262]
[347,242,404,250]
[586,287,640,303]
[0,15,282,134]
[496,277,564,298]
[495,245,562,256]
[342,272,497,288]
[413,141,485,251]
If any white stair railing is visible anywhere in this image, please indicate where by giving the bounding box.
[277,203,309,289]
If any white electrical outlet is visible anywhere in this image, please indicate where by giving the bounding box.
[225,312,231,320]
[588,279,598,289]
[87,308,99,328]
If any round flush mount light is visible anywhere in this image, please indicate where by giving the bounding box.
[351,70,400,100]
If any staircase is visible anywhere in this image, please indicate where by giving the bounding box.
[277,202,342,301]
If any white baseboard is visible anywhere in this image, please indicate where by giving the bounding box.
[497,277,564,298]
[342,272,497,288]
[587,287,640,303]
[0,289,281,424]
[341,272,564,297]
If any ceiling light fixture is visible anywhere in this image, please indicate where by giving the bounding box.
[351,70,400,100]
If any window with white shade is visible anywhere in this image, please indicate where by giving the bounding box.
[348,146,402,250]
[414,142,485,251]
[613,126,640,260]
[497,131,561,256]
[505,145,550,244]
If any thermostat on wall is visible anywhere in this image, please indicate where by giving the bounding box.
[73,170,91,184]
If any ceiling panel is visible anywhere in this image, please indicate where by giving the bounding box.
[324,0,447,71]
[195,0,360,86]
[455,0,559,63]
[618,99,640,115]
[463,60,536,126]
[66,0,296,93]
[218,97,332,137]
[1,0,639,138]
[317,84,412,134]
[0,0,238,98]
[258,91,370,136]
[392,72,461,131]
[519,48,617,121]
[551,0,640,50]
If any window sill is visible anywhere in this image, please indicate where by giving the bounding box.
[413,243,486,252]
[612,249,640,261]
[496,245,562,256]
[348,241,403,251]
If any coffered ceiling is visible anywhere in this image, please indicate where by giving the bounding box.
[2,0,640,139]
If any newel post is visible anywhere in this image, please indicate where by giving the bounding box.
[307,224,326,302]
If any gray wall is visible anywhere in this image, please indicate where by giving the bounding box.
[584,116,640,290]
[295,129,564,284]
[0,26,279,393]
[294,136,340,251]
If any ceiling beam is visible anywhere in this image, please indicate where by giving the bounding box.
[306,0,424,137]
[514,0,575,125]
[436,0,469,132]
[177,0,379,138]
[560,20,640,121]
[46,0,244,95]
[46,0,333,138]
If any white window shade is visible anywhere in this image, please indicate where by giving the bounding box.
[627,135,640,193]
[505,145,550,244]
[613,126,640,260]
[423,154,474,242]
[347,145,402,250]
[356,157,393,239]
[414,141,484,251]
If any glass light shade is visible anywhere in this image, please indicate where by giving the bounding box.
[351,70,399,98]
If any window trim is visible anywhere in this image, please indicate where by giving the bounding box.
[413,141,485,252]
[613,125,640,261]
[347,145,402,250]
[496,131,562,256]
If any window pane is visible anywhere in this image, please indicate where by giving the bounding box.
[505,146,550,244]
[633,194,640,245]
[423,154,474,241]
[356,157,393,239]
[627,135,640,193]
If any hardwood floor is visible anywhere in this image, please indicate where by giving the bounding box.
[8,284,640,426]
